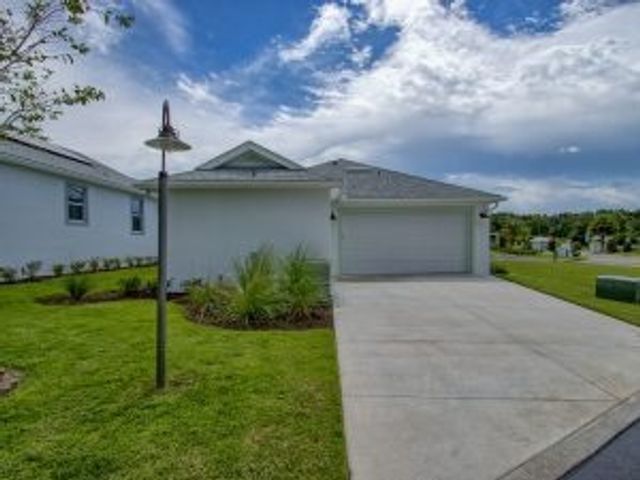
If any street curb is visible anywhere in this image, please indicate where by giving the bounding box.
[498,391,640,480]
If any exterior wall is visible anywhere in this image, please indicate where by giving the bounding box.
[471,204,491,276]
[0,163,157,273]
[167,188,332,289]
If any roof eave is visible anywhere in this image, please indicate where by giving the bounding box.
[338,196,506,207]
[0,154,144,195]
[136,179,340,190]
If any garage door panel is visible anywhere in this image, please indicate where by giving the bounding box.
[340,208,470,275]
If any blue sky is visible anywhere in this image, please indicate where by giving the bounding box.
[46,0,640,212]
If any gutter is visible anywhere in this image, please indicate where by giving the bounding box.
[338,196,507,208]
[136,179,342,191]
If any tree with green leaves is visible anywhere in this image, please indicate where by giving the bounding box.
[0,0,133,137]
[588,213,620,252]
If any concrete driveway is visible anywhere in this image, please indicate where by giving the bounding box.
[334,277,640,480]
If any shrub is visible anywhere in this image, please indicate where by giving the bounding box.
[1,267,18,283]
[52,263,65,277]
[88,257,101,273]
[21,261,43,281]
[227,246,282,326]
[142,278,158,297]
[571,241,582,258]
[69,260,86,274]
[279,247,322,319]
[623,241,633,253]
[125,256,136,268]
[101,258,112,270]
[606,238,618,254]
[186,282,233,323]
[63,276,92,302]
[491,263,509,275]
[112,258,121,270]
[118,275,143,297]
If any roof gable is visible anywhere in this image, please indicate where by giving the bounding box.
[196,141,302,171]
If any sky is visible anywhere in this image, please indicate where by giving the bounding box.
[43,0,640,213]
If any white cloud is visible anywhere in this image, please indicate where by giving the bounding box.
[559,145,581,154]
[132,0,190,54]
[280,3,352,62]
[44,0,640,213]
[446,173,640,213]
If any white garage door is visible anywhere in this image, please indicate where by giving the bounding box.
[339,207,471,275]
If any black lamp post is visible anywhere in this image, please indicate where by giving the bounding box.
[144,100,191,389]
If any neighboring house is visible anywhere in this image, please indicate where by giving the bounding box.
[139,141,505,289]
[0,134,157,274]
[530,236,551,252]
[589,235,613,254]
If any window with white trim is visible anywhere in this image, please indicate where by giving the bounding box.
[131,196,144,233]
[66,183,88,224]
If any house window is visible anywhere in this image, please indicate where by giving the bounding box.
[66,183,88,224]
[131,196,144,234]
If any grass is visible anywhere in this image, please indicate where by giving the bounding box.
[0,268,347,480]
[493,259,640,327]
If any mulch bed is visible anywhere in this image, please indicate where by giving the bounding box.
[184,305,334,331]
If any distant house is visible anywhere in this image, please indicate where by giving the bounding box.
[138,141,505,289]
[530,236,551,252]
[0,134,157,274]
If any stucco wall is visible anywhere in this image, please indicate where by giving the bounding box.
[167,188,332,288]
[0,163,157,273]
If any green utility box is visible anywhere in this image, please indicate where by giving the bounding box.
[596,275,640,303]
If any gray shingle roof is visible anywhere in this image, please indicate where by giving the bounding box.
[137,141,336,189]
[166,168,331,183]
[0,133,141,194]
[308,159,505,202]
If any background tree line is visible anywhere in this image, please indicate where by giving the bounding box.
[491,209,640,253]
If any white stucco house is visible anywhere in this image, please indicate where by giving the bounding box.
[0,134,157,274]
[139,141,505,289]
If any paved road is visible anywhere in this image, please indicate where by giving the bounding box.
[563,419,640,480]
[334,277,640,480]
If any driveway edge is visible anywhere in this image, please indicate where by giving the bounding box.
[498,391,640,480]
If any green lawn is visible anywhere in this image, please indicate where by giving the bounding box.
[494,259,640,327]
[0,268,347,480]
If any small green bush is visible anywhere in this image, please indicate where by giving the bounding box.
[1,267,17,283]
[64,276,92,302]
[21,261,42,281]
[88,257,101,273]
[118,275,142,297]
[280,247,322,319]
[491,263,509,275]
[186,282,233,323]
[70,260,86,274]
[228,246,282,326]
[142,278,158,297]
[606,238,618,254]
[52,263,65,277]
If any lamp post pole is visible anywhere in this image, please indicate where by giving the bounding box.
[145,100,191,390]
[156,150,168,389]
